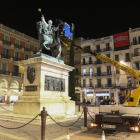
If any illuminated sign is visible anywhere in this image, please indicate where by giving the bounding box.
[114,31,129,48]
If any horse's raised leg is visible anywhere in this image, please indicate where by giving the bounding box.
[56,43,62,59]
[43,41,50,50]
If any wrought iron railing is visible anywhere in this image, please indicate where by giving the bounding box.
[24,47,31,52]
[94,60,102,64]
[3,40,11,46]
[81,61,93,65]
[82,84,94,88]
[93,49,102,53]
[14,44,22,49]
[0,70,10,75]
[131,52,140,57]
[12,72,21,77]
[103,47,112,52]
[95,84,104,88]
[1,54,11,59]
[81,72,94,76]
[13,57,22,61]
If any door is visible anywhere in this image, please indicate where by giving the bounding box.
[89,68,92,76]
[83,58,85,65]
[83,68,86,76]
[107,78,111,86]
[83,79,86,87]
[107,66,111,75]
[2,63,7,74]
[15,52,19,61]
[97,67,101,76]
[89,57,92,64]
[97,79,101,87]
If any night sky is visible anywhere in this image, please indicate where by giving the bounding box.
[1,0,140,54]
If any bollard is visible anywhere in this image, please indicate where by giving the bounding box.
[41,107,47,140]
[66,130,70,140]
[78,102,80,112]
[83,105,88,127]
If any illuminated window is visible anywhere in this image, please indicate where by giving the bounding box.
[133,37,137,45]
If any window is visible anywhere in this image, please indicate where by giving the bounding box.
[89,79,92,86]
[2,63,7,71]
[83,68,86,75]
[133,37,137,45]
[83,79,86,87]
[25,43,29,48]
[96,45,100,52]
[67,47,70,52]
[13,65,19,73]
[106,43,109,49]
[107,66,111,75]
[34,47,37,52]
[25,55,28,60]
[89,68,92,76]
[76,68,78,75]
[97,67,101,76]
[83,46,90,53]
[15,52,19,61]
[134,48,138,56]
[75,78,79,85]
[89,57,92,64]
[115,55,119,61]
[83,58,85,64]
[135,63,139,70]
[5,35,9,41]
[125,53,130,61]
[97,79,101,87]
[107,78,111,86]
[16,40,20,45]
[116,67,120,74]
[138,36,140,44]
[3,48,9,56]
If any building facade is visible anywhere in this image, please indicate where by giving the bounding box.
[0,24,39,93]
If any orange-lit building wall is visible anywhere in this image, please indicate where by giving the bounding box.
[8,62,13,73]
[19,66,24,74]
[30,44,34,51]
[0,33,4,41]
[20,52,24,60]
[9,49,14,58]
[20,41,25,48]
[10,37,15,45]
[0,46,3,54]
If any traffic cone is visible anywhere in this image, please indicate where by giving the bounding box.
[66,130,70,140]
[102,130,105,140]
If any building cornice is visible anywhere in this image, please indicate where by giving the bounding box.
[0,24,39,47]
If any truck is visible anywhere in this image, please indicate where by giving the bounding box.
[58,21,140,132]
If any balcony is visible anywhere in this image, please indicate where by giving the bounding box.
[75,83,81,87]
[74,61,81,65]
[131,52,140,57]
[95,84,104,88]
[125,58,131,62]
[81,72,94,76]
[81,61,93,65]
[94,72,106,76]
[12,72,21,77]
[105,84,116,88]
[1,54,11,59]
[103,47,112,52]
[93,49,102,53]
[14,44,22,49]
[107,71,112,75]
[13,57,22,61]
[94,60,102,64]
[24,47,31,52]
[0,70,10,75]
[82,84,94,88]
[3,40,11,46]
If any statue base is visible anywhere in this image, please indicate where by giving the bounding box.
[13,53,75,115]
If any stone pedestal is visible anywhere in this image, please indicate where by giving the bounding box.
[13,53,75,115]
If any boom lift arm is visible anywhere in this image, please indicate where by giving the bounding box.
[72,44,140,106]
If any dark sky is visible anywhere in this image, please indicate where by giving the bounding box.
[1,0,140,40]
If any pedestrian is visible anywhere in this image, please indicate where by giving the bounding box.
[83,98,86,106]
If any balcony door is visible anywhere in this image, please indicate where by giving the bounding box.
[13,65,19,73]
[107,78,111,86]
[83,68,86,76]
[89,79,92,86]
[96,45,100,52]
[97,79,101,87]
[15,52,19,60]
[83,58,85,65]
[89,68,92,76]
[106,43,109,50]
[107,66,111,75]
[2,63,7,73]
[3,48,9,57]
[75,78,79,86]
[83,79,86,87]
[5,35,9,41]
[89,57,92,64]
[97,67,101,76]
